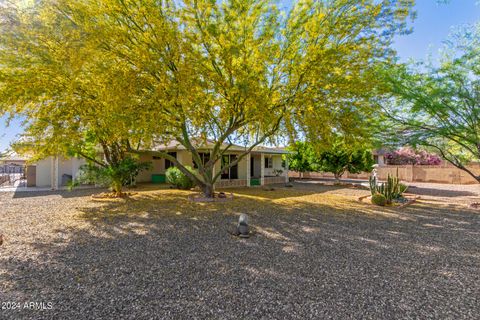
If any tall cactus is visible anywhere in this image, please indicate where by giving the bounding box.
[369,172,407,204]
[369,175,378,196]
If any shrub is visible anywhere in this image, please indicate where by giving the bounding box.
[76,157,151,195]
[385,148,442,165]
[319,144,374,181]
[371,193,387,206]
[166,166,196,189]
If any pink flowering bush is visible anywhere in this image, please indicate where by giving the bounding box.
[385,148,442,165]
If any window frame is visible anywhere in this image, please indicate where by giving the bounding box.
[264,156,273,169]
[165,152,177,169]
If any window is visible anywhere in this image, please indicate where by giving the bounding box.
[221,154,238,180]
[264,156,273,169]
[165,152,177,169]
[193,152,210,169]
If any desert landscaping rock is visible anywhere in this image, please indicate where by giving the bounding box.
[0,183,479,319]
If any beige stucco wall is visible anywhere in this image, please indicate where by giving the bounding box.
[57,158,72,186]
[136,154,165,183]
[177,150,193,167]
[252,155,261,178]
[136,151,195,183]
[35,156,85,187]
[290,163,480,185]
[35,158,52,187]
[237,154,248,179]
[264,155,285,177]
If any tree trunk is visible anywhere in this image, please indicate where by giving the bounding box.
[201,182,215,198]
[334,173,341,182]
[111,178,124,197]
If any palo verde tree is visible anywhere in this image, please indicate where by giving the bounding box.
[0,2,151,195]
[64,0,412,197]
[1,0,414,197]
[380,23,480,182]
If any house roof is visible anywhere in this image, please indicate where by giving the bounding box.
[0,153,29,162]
[152,139,289,154]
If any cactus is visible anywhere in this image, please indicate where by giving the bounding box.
[369,172,407,205]
[371,193,387,206]
[369,175,378,196]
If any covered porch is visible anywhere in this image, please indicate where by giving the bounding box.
[213,149,289,188]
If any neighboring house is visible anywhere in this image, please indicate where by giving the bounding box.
[32,140,290,189]
[0,155,27,175]
[0,155,27,168]
[0,155,28,186]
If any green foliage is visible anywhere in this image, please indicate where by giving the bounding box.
[0,0,414,197]
[285,142,320,174]
[166,166,196,190]
[272,169,283,177]
[318,141,374,180]
[371,193,387,206]
[379,23,480,182]
[76,157,151,195]
[369,172,407,204]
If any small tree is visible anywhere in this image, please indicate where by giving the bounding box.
[318,143,374,181]
[76,157,151,196]
[285,142,320,178]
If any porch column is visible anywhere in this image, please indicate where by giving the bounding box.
[260,153,265,186]
[71,157,77,180]
[246,153,251,187]
[50,156,59,190]
[284,157,289,183]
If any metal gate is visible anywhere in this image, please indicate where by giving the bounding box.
[0,165,26,188]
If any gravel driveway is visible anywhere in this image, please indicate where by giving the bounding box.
[0,184,479,319]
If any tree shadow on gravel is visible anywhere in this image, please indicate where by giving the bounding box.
[224,183,353,200]
[11,187,108,199]
[1,187,480,319]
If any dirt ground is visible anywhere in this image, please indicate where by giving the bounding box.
[0,182,479,319]
[295,178,480,207]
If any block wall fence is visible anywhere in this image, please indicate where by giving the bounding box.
[289,163,480,185]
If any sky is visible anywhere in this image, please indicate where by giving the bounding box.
[0,0,479,153]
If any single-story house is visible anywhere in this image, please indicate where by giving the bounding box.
[0,155,28,167]
[31,140,290,189]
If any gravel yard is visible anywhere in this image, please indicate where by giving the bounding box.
[0,183,479,319]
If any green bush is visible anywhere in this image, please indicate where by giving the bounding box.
[371,193,387,206]
[76,157,151,194]
[166,166,196,189]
